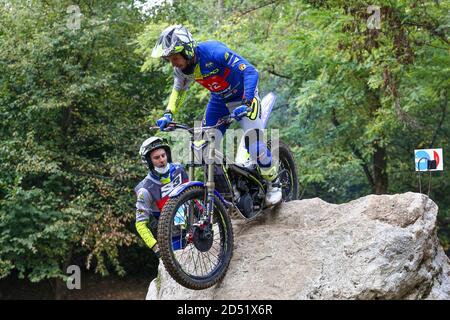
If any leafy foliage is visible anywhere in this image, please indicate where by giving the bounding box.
[0,0,158,281]
[0,0,448,286]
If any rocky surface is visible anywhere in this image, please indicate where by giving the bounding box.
[147,192,450,300]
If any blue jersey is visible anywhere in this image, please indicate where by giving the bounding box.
[173,40,259,102]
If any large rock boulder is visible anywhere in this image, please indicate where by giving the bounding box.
[147,192,450,300]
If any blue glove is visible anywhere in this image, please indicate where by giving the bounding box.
[156,113,172,130]
[231,105,248,120]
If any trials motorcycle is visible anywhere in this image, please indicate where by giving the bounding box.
[150,93,298,290]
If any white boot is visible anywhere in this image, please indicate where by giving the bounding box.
[265,180,282,206]
[259,165,282,206]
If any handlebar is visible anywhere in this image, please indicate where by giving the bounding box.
[149,115,237,134]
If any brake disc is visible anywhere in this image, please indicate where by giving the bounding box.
[192,225,214,252]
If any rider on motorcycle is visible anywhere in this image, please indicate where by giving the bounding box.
[151,25,282,206]
[134,137,188,257]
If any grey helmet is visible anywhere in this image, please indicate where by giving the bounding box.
[139,137,172,170]
[151,25,196,60]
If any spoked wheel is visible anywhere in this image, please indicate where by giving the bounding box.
[270,141,298,201]
[158,186,234,290]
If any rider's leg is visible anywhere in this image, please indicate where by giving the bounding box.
[203,98,230,135]
[202,97,231,163]
[227,98,282,206]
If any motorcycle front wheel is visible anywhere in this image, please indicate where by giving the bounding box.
[158,186,234,290]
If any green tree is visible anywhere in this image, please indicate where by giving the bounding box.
[0,0,162,284]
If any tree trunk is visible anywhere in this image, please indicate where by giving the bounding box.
[365,87,388,195]
[372,140,388,194]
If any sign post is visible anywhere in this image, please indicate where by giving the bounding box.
[414,148,443,171]
[414,148,443,195]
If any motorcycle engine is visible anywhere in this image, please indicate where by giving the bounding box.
[235,179,256,218]
[237,192,253,218]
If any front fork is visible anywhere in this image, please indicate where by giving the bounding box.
[205,133,216,219]
[187,130,215,232]
[197,133,216,241]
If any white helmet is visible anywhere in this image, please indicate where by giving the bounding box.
[151,25,196,60]
[139,137,172,170]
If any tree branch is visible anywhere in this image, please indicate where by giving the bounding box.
[382,67,424,130]
[264,1,281,38]
[236,0,280,18]
[266,65,292,79]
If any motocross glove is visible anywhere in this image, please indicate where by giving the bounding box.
[231,105,248,120]
[156,112,172,131]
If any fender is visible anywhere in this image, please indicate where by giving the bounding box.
[168,181,231,208]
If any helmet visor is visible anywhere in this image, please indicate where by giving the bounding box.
[151,25,194,59]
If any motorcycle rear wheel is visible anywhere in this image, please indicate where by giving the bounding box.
[270,140,299,201]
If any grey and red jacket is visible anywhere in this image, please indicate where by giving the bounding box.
[134,163,188,223]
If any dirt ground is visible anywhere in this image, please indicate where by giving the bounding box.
[0,272,154,300]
